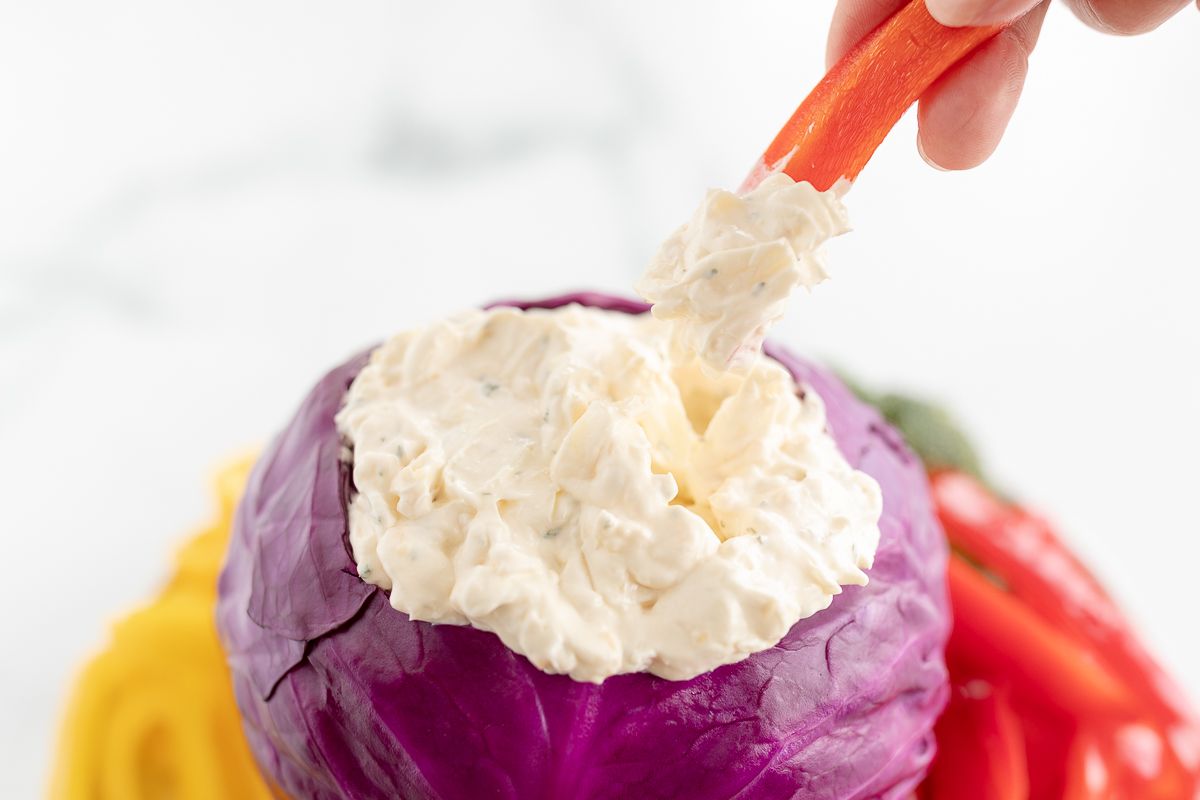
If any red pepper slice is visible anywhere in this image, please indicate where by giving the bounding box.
[921,680,1029,800]
[946,554,1135,717]
[1062,729,1112,800]
[743,0,1001,191]
[934,473,1200,798]
[935,472,1200,723]
[932,471,1125,648]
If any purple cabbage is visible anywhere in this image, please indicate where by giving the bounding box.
[217,292,950,800]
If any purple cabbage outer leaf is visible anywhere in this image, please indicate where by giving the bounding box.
[217,291,950,800]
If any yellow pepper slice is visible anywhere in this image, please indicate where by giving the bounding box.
[48,456,274,800]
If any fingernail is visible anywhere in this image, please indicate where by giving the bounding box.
[924,0,978,26]
[917,135,949,171]
[925,0,1037,26]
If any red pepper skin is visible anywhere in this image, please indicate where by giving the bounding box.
[932,471,1127,658]
[945,554,1134,717]
[1062,730,1113,800]
[920,680,1029,800]
[744,0,1000,191]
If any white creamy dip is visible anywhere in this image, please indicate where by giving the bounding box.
[636,173,849,373]
[338,305,882,682]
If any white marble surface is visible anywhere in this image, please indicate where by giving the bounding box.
[2,1,1198,796]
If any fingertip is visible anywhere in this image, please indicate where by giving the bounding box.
[915,31,1029,170]
[914,3,1046,171]
[916,134,950,171]
[1065,0,1191,35]
[916,113,1003,171]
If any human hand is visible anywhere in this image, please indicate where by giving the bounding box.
[826,0,1195,170]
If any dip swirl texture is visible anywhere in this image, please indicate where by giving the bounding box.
[337,304,882,682]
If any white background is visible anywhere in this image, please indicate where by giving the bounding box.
[1,1,1198,795]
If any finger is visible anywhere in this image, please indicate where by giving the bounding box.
[1063,0,1191,35]
[915,2,1049,170]
[826,0,910,68]
[925,0,1044,27]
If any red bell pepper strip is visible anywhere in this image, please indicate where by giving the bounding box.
[934,470,1200,727]
[920,680,1029,800]
[847,385,1200,797]
[936,477,1200,799]
[946,554,1135,717]
[933,471,1127,651]
[743,0,1001,191]
[1062,729,1112,800]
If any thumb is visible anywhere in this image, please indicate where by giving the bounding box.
[924,0,1043,25]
